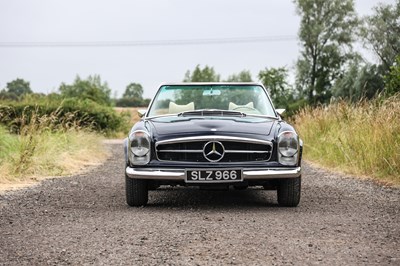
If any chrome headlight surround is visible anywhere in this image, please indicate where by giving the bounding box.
[277,131,299,166]
[129,130,151,165]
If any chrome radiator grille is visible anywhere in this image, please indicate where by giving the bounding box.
[156,136,273,163]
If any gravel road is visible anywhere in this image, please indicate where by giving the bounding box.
[1,142,399,265]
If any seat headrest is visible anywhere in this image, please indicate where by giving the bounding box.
[168,102,195,114]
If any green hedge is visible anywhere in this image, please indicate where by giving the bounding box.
[0,98,123,134]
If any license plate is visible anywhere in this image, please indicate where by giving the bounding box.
[186,169,243,183]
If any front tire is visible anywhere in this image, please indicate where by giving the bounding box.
[277,176,301,207]
[125,175,148,207]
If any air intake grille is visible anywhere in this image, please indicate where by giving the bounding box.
[156,138,272,163]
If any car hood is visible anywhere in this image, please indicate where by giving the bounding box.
[147,117,276,139]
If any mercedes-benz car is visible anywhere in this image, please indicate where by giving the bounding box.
[124,82,302,207]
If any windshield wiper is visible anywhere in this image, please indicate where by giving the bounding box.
[178,109,247,117]
[244,114,279,120]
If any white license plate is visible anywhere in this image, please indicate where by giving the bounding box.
[186,169,243,183]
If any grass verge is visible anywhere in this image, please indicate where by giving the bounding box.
[0,108,109,191]
[113,107,141,138]
[293,94,400,185]
[0,127,108,187]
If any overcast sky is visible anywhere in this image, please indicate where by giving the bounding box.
[0,0,395,98]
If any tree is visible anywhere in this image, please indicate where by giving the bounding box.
[116,82,148,107]
[332,60,384,101]
[0,90,19,101]
[59,75,112,106]
[178,65,220,109]
[360,1,400,73]
[258,67,294,108]
[225,70,253,82]
[384,55,400,96]
[115,97,144,107]
[6,78,32,97]
[123,83,143,99]
[294,0,358,104]
[183,65,220,82]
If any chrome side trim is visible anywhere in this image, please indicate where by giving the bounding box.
[158,149,203,153]
[243,167,301,179]
[156,135,273,146]
[225,150,271,154]
[126,168,185,180]
[126,167,301,180]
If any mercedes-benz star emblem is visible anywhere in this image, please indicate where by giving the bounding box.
[203,141,225,162]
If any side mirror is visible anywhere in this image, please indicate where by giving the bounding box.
[137,109,147,118]
[276,108,285,118]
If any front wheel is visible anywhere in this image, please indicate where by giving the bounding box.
[125,175,148,207]
[277,176,301,207]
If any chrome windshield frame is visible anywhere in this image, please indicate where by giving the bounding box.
[144,82,279,120]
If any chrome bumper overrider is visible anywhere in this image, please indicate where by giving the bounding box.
[125,167,301,180]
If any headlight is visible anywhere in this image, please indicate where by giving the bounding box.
[129,130,151,165]
[278,131,299,165]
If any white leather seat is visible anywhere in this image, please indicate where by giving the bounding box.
[168,102,195,114]
[229,102,254,110]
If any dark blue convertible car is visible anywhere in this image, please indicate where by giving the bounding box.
[124,83,302,207]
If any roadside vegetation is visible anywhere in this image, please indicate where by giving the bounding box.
[0,76,139,187]
[0,98,124,134]
[0,109,107,185]
[294,94,400,185]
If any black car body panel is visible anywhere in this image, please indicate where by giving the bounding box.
[149,117,276,138]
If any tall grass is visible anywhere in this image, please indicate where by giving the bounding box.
[294,94,400,184]
[0,108,108,184]
[113,107,141,137]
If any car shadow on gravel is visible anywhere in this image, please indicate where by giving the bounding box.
[142,187,282,210]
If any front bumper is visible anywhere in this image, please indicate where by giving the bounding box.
[125,166,301,180]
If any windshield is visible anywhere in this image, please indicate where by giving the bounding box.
[147,84,276,118]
